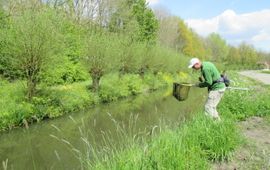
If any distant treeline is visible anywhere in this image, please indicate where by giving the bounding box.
[154,8,270,68]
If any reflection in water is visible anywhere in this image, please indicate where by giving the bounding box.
[0,87,206,169]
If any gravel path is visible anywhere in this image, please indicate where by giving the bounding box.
[239,70,270,85]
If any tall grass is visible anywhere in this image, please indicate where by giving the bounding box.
[2,159,8,170]
[50,111,242,170]
[219,71,270,120]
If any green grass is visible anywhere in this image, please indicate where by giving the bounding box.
[261,70,270,74]
[61,113,242,170]
[0,80,34,130]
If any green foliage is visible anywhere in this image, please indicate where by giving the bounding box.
[98,73,169,103]
[227,46,241,65]
[0,6,22,79]
[1,6,63,99]
[182,115,241,161]
[117,38,143,74]
[143,73,166,90]
[219,89,270,120]
[40,56,88,86]
[90,114,241,170]
[33,82,98,118]
[218,71,270,120]
[82,32,120,91]
[238,43,259,66]
[261,70,270,74]
[177,19,207,59]
[37,14,89,86]
[205,33,229,62]
[0,80,98,129]
[98,74,143,103]
[0,72,170,131]
[132,0,159,43]
[0,80,35,130]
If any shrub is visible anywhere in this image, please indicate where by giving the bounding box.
[0,80,35,130]
[33,82,97,118]
[98,74,145,103]
[143,73,166,91]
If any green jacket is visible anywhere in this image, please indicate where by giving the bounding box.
[199,62,225,91]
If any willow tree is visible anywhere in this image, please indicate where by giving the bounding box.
[83,33,118,91]
[2,7,62,100]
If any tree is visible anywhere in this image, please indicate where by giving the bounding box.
[205,33,229,62]
[154,8,179,50]
[117,37,142,75]
[227,46,241,64]
[82,33,118,91]
[158,13,180,50]
[132,0,158,43]
[177,19,206,58]
[238,43,259,66]
[109,0,158,44]
[2,7,63,100]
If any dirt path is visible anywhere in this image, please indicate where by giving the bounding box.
[213,117,270,170]
[239,70,270,85]
[213,71,270,170]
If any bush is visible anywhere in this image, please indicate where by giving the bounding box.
[0,80,35,130]
[121,74,143,95]
[40,57,88,86]
[143,73,166,91]
[34,82,97,118]
[98,74,143,103]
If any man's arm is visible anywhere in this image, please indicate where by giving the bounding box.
[198,69,213,88]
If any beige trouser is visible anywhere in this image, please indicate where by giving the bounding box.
[204,88,226,119]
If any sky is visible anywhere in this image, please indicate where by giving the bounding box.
[147,0,270,52]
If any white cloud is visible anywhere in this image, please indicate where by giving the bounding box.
[186,9,270,51]
[146,0,160,5]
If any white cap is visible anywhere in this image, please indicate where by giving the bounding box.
[188,58,200,68]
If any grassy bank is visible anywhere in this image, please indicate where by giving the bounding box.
[88,115,241,170]
[63,72,270,170]
[0,72,187,131]
[261,70,270,74]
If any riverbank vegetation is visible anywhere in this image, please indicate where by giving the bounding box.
[0,72,175,130]
[261,70,270,74]
[0,0,269,131]
[56,73,269,170]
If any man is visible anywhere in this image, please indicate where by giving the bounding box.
[188,58,226,120]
